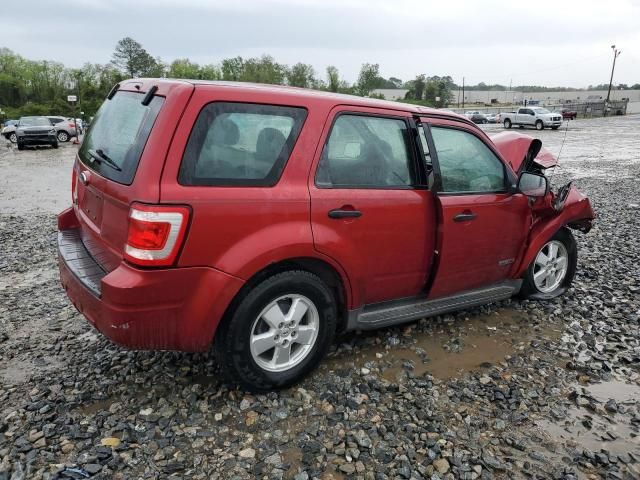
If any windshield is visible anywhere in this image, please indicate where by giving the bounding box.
[532,108,551,114]
[79,90,164,185]
[19,117,50,127]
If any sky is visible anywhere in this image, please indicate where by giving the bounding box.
[2,0,639,88]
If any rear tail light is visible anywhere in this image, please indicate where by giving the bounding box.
[69,123,76,128]
[124,203,190,267]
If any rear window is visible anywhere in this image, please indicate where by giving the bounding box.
[179,102,307,187]
[79,91,164,185]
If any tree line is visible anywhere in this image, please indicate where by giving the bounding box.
[1,37,637,119]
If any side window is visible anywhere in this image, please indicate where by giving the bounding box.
[430,127,506,193]
[179,102,307,187]
[316,114,414,188]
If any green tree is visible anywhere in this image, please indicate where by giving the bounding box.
[326,66,340,92]
[287,63,315,88]
[240,55,286,84]
[356,63,380,96]
[221,56,244,81]
[168,58,202,79]
[405,74,426,100]
[199,64,222,80]
[111,37,160,78]
[388,77,403,88]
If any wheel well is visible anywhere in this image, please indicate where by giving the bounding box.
[218,258,349,337]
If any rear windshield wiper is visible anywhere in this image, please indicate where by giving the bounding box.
[88,149,122,171]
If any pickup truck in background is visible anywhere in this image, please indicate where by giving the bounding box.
[501,107,563,130]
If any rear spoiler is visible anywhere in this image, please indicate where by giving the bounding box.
[106,82,158,106]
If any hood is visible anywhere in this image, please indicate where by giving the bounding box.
[491,131,558,173]
[18,125,53,132]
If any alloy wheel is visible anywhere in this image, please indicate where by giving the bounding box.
[533,240,569,293]
[249,294,319,372]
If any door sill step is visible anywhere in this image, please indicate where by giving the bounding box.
[346,280,521,331]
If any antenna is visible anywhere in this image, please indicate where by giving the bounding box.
[547,119,569,183]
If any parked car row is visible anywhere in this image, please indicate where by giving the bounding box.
[2,116,84,145]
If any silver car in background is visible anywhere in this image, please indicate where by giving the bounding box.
[47,116,80,142]
[2,120,19,143]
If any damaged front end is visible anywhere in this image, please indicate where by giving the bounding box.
[492,131,595,277]
[493,131,595,230]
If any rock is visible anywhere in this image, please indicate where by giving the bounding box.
[339,463,356,474]
[83,464,102,475]
[604,399,618,413]
[33,437,46,448]
[238,448,256,459]
[353,430,372,449]
[28,430,44,442]
[433,458,450,474]
[265,453,281,465]
[100,437,121,448]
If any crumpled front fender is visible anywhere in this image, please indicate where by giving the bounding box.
[514,186,595,277]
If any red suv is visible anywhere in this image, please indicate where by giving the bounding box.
[57,79,595,390]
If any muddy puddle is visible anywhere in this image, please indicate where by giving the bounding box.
[535,379,640,457]
[323,308,562,382]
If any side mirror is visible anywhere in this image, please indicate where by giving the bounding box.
[518,172,548,197]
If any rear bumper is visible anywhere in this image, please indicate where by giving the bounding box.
[57,209,244,351]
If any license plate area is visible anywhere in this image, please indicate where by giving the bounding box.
[80,186,104,227]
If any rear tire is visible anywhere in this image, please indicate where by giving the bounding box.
[57,131,69,142]
[214,270,337,391]
[535,120,544,130]
[520,228,577,300]
[503,119,512,129]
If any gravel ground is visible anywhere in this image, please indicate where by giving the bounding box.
[1,116,639,480]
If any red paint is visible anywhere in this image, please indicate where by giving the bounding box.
[491,131,558,172]
[57,79,595,351]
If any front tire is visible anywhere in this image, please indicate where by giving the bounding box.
[51,141,59,149]
[9,133,17,143]
[520,228,577,300]
[535,120,544,130]
[17,142,24,151]
[214,270,337,391]
[503,119,512,129]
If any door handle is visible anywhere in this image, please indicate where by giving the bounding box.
[328,208,362,219]
[453,212,477,222]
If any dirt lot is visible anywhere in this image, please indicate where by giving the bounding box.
[1,116,639,479]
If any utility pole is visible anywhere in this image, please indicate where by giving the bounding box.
[462,77,465,110]
[605,45,622,114]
